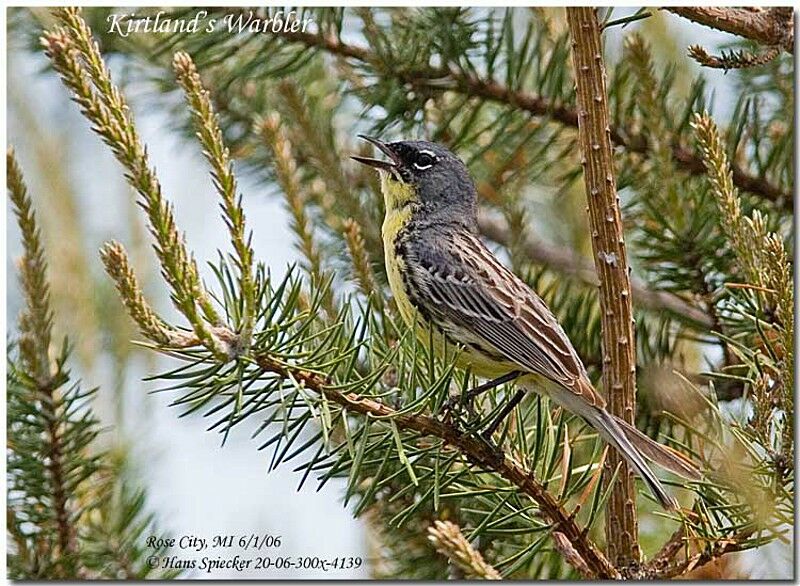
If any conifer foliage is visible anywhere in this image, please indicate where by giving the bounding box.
[6,149,178,579]
[8,6,794,579]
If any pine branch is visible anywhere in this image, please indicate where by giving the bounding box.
[693,112,793,341]
[692,111,794,448]
[645,525,686,572]
[477,211,714,328]
[255,113,325,280]
[263,23,791,210]
[427,520,501,580]
[252,352,620,579]
[649,530,754,579]
[99,240,195,347]
[551,531,592,579]
[566,7,639,567]
[666,7,794,53]
[688,44,781,70]
[343,218,385,312]
[7,148,53,385]
[254,112,337,318]
[277,80,364,230]
[8,151,178,579]
[643,524,758,579]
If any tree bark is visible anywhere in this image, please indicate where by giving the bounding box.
[666,7,794,53]
[566,7,640,568]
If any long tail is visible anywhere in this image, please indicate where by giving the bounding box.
[612,415,701,481]
[588,408,679,511]
[532,379,683,511]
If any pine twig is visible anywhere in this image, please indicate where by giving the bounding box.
[645,525,687,573]
[7,149,78,574]
[255,113,338,318]
[649,530,754,579]
[252,352,620,579]
[688,44,781,70]
[343,218,384,311]
[276,80,384,256]
[427,520,501,580]
[173,51,256,348]
[552,531,592,579]
[99,241,195,347]
[7,148,53,385]
[643,524,757,579]
[277,81,354,226]
[256,113,322,275]
[692,111,794,422]
[566,7,639,567]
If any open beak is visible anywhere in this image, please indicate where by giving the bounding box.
[351,135,399,171]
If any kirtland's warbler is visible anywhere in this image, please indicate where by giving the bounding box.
[352,136,700,511]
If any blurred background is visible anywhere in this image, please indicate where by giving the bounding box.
[7,7,792,578]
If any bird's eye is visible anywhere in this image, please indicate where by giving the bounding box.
[413,150,436,170]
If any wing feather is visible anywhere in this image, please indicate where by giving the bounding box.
[404,229,603,406]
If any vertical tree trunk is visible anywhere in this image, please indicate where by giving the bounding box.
[566,7,640,567]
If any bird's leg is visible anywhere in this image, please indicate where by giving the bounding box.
[482,389,526,440]
[444,370,521,415]
[463,370,522,403]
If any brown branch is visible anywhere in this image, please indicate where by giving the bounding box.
[477,211,715,328]
[552,532,593,578]
[266,24,792,211]
[252,352,620,579]
[688,44,781,70]
[646,525,687,573]
[647,532,753,579]
[566,7,639,567]
[666,7,794,53]
[42,389,76,571]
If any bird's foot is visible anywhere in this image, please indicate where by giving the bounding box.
[443,393,463,414]
[478,429,505,465]
[442,396,477,429]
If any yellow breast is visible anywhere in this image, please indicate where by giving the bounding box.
[379,173,517,379]
[380,174,418,328]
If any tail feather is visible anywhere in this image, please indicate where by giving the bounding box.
[612,415,702,481]
[524,379,687,511]
[592,410,679,511]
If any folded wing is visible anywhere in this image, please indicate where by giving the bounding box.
[403,229,604,407]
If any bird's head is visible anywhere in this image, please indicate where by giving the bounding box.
[352,136,477,222]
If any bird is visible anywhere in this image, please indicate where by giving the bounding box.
[351,136,700,511]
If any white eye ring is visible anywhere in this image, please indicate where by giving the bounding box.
[413,150,437,170]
